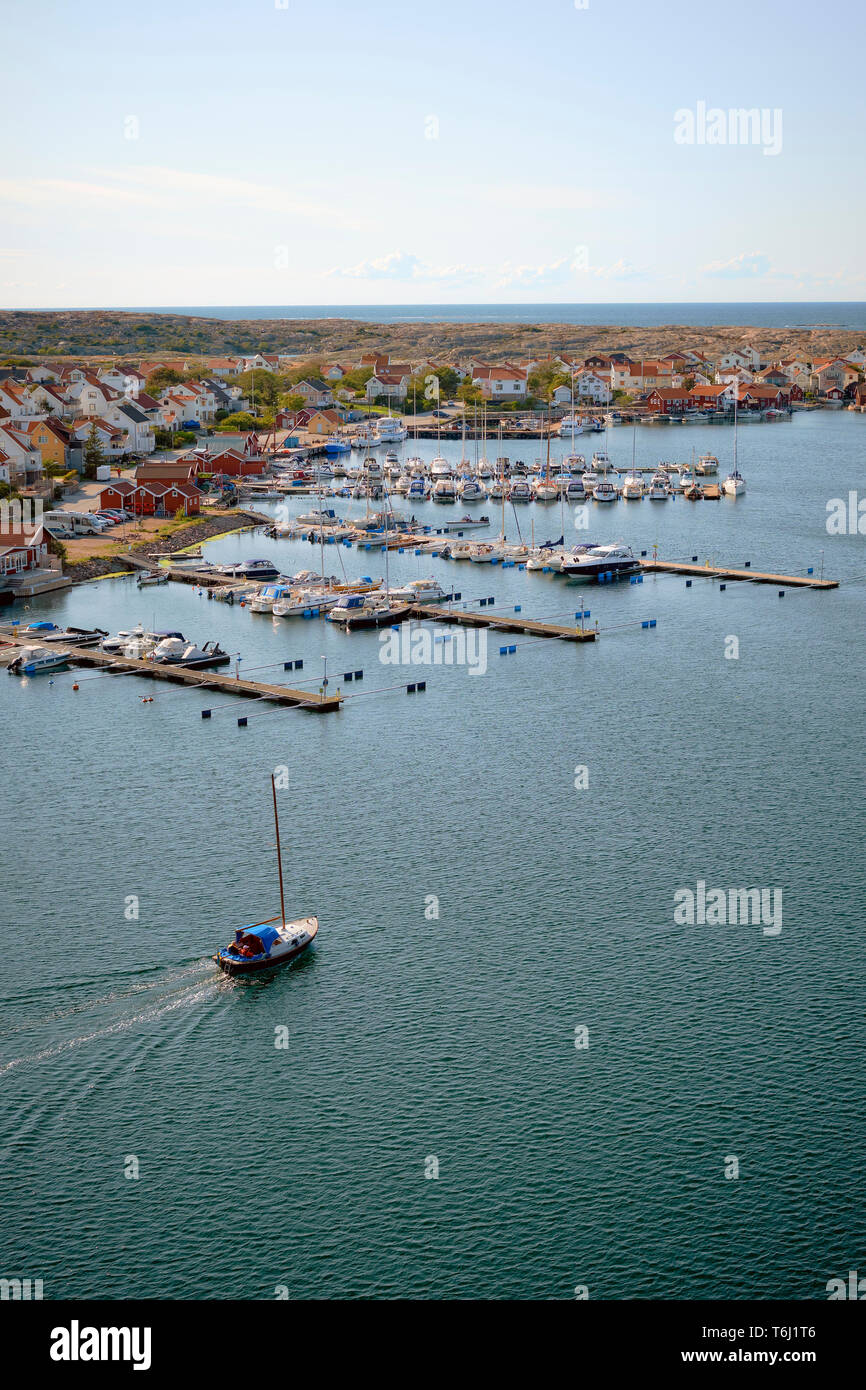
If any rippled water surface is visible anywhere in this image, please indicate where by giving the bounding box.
[1,409,864,1298]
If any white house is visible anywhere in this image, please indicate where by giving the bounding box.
[365,372,409,402]
[472,366,527,399]
[575,370,611,403]
[65,378,119,417]
[103,401,156,454]
[0,422,44,485]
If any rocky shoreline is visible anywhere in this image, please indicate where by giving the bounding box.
[64,509,270,584]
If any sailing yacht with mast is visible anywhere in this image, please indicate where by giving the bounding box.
[214,776,319,976]
[722,397,747,496]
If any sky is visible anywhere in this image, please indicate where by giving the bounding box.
[0,0,863,308]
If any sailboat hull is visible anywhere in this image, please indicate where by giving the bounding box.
[214,916,319,976]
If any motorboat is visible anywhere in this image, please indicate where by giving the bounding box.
[387,577,447,603]
[375,416,408,443]
[559,415,584,437]
[408,476,432,501]
[296,508,343,527]
[272,588,341,617]
[621,473,644,500]
[249,583,293,613]
[648,472,671,499]
[562,477,588,503]
[593,478,618,503]
[560,543,639,579]
[564,454,586,473]
[507,480,532,503]
[152,637,231,668]
[696,453,719,475]
[581,469,599,496]
[533,479,559,501]
[219,559,280,580]
[458,478,487,502]
[324,435,352,455]
[592,452,614,472]
[430,455,452,478]
[432,477,457,502]
[7,644,69,675]
[39,625,107,647]
[440,514,490,530]
[326,594,412,628]
[137,570,169,587]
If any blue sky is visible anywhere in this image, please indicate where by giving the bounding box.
[1,0,863,307]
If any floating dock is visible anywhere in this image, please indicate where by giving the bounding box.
[407,603,596,641]
[3,637,342,710]
[640,560,837,589]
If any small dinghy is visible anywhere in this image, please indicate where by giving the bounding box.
[214,775,319,977]
[137,570,169,587]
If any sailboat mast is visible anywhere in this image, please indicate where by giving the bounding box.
[271,773,286,926]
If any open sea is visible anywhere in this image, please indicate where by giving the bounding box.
[117,302,866,330]
[1,408,864,1299]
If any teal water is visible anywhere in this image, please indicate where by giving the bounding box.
[1,410,864,1299]
[119,302,866,329]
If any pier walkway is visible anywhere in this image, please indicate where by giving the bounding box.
[640,560,837,589]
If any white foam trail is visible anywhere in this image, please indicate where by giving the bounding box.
[0,975,217,1076]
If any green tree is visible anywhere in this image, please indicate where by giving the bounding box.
[145,367,186,396]
[82,423,106,479]
[281,392,306,412]
[236,369,281,410]
[457,381,485,407]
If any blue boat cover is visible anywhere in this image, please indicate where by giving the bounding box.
[248,925,280,953]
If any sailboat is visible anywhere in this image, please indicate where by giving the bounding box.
[722,396,747,496]
[214,775,319,976]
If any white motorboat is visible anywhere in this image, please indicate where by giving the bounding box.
[621,472,644,500]
[440,514,491,530]
[458,478,487,502]
[507,480,532,502]
[696,453,719,475]
[375,416,408,443]
[559,414,584,437]
[407,476,432,501]
[581,470,599,496]
[564,454,586,473]
[430,455,452,478]
[273,588,341,617]
[326,593,411,628]
[560,543,639,579]
[387,577,447,603]
[432,477,457,502]
[562,477,588,503]
[593,478,618,503]
[648,471,671,499]
[296,507,343,527]
[7,644,69,675]
[249,583,293,614]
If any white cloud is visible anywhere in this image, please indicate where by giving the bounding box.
[703,252,772,279]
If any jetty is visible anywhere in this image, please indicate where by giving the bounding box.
[2,635,342,710]
[640,560,837,589]
[406,603,596,641]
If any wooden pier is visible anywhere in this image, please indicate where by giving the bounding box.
[4,637,342,710]
[407,603,596,641]
[640,560,837,589]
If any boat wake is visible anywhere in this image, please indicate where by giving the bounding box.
[0,963,217,1077]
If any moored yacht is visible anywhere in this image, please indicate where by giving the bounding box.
[593,477,618,503]
[621,473,644,500]
[560,543,639,579]
[648,471,671,499]
[722,468,746,496]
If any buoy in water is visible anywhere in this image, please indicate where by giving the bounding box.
[72,683,79,690]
